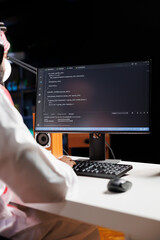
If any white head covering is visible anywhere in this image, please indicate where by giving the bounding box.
[0,26,11,82]
[2,58,11,82]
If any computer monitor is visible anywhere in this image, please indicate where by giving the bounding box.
[35,60,151,160]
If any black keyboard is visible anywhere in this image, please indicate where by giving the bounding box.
[73,160,133,179]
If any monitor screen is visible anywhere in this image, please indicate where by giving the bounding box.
[35,60,151,134]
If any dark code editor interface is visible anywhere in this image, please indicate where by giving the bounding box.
[35,61,150,132]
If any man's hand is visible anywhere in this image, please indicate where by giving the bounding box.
[58,156,76,168]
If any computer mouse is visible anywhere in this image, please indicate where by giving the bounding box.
[107,178,132,193]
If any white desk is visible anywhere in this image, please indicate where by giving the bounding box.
[12,160,160,240]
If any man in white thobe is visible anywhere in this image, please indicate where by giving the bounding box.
[0,24,100,240]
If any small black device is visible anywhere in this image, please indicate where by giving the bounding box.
[73,161,133,179]
[0,43,4,65]
[107,178,132,192]
[0,22,5,64]
[0,22,7,32]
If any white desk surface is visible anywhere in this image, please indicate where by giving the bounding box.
[12,159,160,240]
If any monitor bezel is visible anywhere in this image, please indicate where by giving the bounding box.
[35,59,152,135]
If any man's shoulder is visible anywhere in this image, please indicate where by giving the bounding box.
[0,85,14,105]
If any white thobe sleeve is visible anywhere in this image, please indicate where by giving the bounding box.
[0,88,78,203]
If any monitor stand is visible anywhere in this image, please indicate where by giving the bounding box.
[89,133,106,160]
[89,133,120,163]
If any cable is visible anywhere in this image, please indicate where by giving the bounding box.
[105,139,116,159]
[94,133,116,159]
[8,56,37,75]
[63,148,69,156]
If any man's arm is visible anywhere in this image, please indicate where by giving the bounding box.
[0,88,78,203]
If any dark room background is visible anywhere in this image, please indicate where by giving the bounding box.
[1,0,159,163]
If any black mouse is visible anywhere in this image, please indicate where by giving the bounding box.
[107,178,132,193]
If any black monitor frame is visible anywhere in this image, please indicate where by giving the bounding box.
[35,60,152,160]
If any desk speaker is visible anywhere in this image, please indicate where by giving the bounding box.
[33,113,63,158]
[35,132,51,148]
